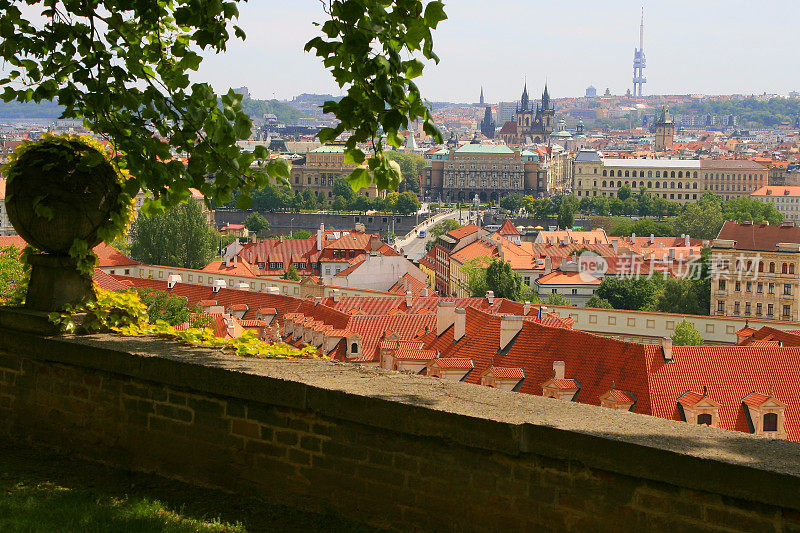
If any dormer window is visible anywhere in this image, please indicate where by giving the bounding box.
[351,342,358,354]
[541,361,580,401]
[599,387,636,411]
[742,389,787,438]
[677,388,720,427]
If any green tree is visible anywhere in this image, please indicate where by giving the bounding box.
[133,288,200,326]
[547,293,571,306]
[586,295,613,308]
[460,256,490,297]
[386,151,425,193]
[244,212,270,236]
[617,184,633,201]
[283,264,300,281]
[557,201,575,229]
[656,277,705,315]
[252,182,292,212]
[672,319,704,346]
[395,191,421,214]
[333,177,355,201]
[350,195,372,213]
[316,191,327,207]
[722,196,783,225]
[1,1,445,208]
[301,187,318,210]
[500,193,524,213]
[0,245,26,305]
[485,258,523,301]
[130,201,217,269]
[595,273,666,311]
[289,230,313,239]
[672,200,725,240]
[331,196,347,212]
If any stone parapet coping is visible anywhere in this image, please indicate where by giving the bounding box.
[1,324,798,511]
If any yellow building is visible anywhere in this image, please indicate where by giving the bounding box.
[712,220,800,321]
[289,145,382,200]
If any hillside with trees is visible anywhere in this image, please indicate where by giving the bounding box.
[671,97,800,128]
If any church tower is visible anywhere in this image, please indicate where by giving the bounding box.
[654,107,675,151]
[479,86,484,106]
[480,106,495,139]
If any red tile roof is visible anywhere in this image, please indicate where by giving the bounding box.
[498,220,521,236]
[446,224,481,240]
[548,378,580,390]
[92,269,129,291]
[429,358,474,369]
[716,221,800,251]
[487,367,525,379]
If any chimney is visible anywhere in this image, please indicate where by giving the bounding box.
[279,235,284,243]
[436,301,456,335]
[212,279,226,293]
[631,232,636,244]
[684,234,690,247]
[332,288,341,303]
[314,296,322,305]
[612,239,619,253]
[316,225,323,251]
[499,315,523,351]
[553,360,565,380]
[421,288,429,297]
[454,308,466,341]
[523,301,531,315]
[486,290,494,305]
[406,290,413,308]
[265,286,280,295]
[225,316,237,338]
[649,233,655,245]
[661,337,673,363]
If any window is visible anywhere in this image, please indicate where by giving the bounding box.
[782,263,788,274]
[734,302,740,314]
[785,284,792,296]
[717,301,725,313]
[764,413,778,432]
[551,289,558,294]
[745,302,751,315]
[783,305,791,318]
[757,282,763,293]
[757,303,763,315]
[734,281,741,292]
[768,303,774,316]
[769,283,775,294]
[791,264,796,275]
[746,281,752,292]
[571,289,578,295]
[770,262,775,273]
[350,342,358,354]
[697,413,712,426]
[759,261,764,273]
[718,280,726,290]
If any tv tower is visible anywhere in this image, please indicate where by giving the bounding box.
[632,8,646,97]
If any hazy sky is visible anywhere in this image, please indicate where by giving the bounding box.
[192,0,800,103]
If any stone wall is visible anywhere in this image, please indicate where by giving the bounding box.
[0,324,798,532]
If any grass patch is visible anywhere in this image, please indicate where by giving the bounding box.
[0,438,376,532]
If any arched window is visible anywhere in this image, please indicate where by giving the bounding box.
[602,181,606,187]
[602,170,607,176]
[656,171,661,178]
[770,262,775,273]
[617,181,622,187]
[671,182,675,189]
[647,181,652,188]
[791,264,796,275]
[350,342,358,354]
[618,170,623,177]
[694,172,698,178]
[697,413,712,426]
[678,171,683,178]
[693,183,698,189]
[655,181,660,188]
[782,263,788,274]
[759,261,764,272]
[678,182,683,189]
[648,171,652,177]
[671,171,676,178]
[625,171,629,177]
[632,181,637,188]
[764,413,778,432]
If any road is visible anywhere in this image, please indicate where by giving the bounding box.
[395,209,480,262]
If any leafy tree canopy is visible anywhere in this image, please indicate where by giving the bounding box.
[283,264,300,281]
[594,273,666,311]
[585,295,613,308]
[0,245,27,305]
[499,193,523,213]
[132,288,200,326]
[0,0,445,215]
[130,200,217,269]
[244,212,269,235]
[672,319,704,346]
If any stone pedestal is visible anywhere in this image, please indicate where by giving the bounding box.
[25,254,95,312]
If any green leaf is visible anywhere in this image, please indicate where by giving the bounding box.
[424,2,448,29]
[405,59,424,79]
[386,130,405,148]
[266,157,291,179]
[346,167,371,191]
